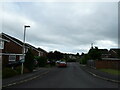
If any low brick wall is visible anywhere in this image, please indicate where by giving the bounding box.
[95,60,120,70]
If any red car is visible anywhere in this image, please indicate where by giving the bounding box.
[58,61,67,67]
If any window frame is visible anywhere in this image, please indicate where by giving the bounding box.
[9,55,16,62]
[0,40,4,49]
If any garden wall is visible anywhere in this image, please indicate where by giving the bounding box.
[95,60,120,70]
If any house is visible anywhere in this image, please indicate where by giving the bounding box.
[38,47,47,57]
[1,33,47,68]
[99,49,110,58]
[0,37,10,66]
[109,48,120,58]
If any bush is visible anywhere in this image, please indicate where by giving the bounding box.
[15,66,22,74]
[38,56,47,67]
[24,49,34,72]
[2,68,19,78]
[80,54,90,64]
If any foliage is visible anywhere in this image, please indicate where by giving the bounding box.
[37,56,47,67]
[88,47,101,60]
[76,53,79,56]
[15,66,21,74]
[24,48,34,72]
[80,54,90,64]
[47,51,63,60]
[2,68,19,78]
[47,51,55,60]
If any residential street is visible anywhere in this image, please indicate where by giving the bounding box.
[5,62,119,88]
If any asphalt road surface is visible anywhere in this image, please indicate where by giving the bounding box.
[7,62,119,88]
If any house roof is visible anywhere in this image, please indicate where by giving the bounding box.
[2,32,23,47]
[98,49,109,54]
[110,48,120,53]
[102,58,120,60]
[38,47,47,53]
[109,48,120,54]
[1,32,47,53]
[0,38,10,42]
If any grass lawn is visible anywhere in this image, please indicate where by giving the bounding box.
[99,69,120,75]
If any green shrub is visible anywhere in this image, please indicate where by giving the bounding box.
[80,54,90,64]
[15,66,22,74]
[2,68,19,78]
[24,48,34,72]
[38,56,47,67]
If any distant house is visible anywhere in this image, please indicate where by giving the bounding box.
[1,33,47,68]
[99,49,110,58]
[38,47,47,57]
[67,54,77,60]
[109,48,120,58]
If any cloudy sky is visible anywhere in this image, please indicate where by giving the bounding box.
[0,1,118,54]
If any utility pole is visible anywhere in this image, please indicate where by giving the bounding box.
[21,25,30,75]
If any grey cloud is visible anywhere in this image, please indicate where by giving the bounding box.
[1,2,118,54]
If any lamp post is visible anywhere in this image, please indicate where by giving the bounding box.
[21,25,30,74]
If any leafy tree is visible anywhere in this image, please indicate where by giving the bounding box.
[24,48,34,72]
[47,51,55,60]
[47,51,63,60]
[54,51,63,60]
[88,46,101,60]
[76,53,79,56]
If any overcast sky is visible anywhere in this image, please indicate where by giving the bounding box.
[0,1,118,54]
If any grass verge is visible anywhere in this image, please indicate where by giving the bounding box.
[99,69,120,75]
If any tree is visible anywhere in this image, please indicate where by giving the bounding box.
[47,51,54,60]
[24,48,34,72]
[54,51,63,60]
[76,53,79,56]
[47,51,63,60]
[88,46,101,60]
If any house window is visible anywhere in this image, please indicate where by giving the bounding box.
[0,40,4,49]
[9,55,16,62]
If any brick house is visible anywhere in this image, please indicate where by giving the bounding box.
[87,48,120,70]
[1,33,47,68]
[109,48,120,58]
[98,49,110,58]
[37,47,47,57]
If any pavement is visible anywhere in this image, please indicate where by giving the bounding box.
[79,64,120,83]
[2,67,53,88]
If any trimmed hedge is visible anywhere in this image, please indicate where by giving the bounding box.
[2,68,19,78]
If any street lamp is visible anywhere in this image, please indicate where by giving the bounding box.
[21,25,30,74]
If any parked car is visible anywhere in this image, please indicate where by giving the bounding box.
[58,61,67,67]
[56,60,61,64]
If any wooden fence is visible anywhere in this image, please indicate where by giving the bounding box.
[87,59,120,70]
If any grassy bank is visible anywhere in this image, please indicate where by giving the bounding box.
[99,69,120,75]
